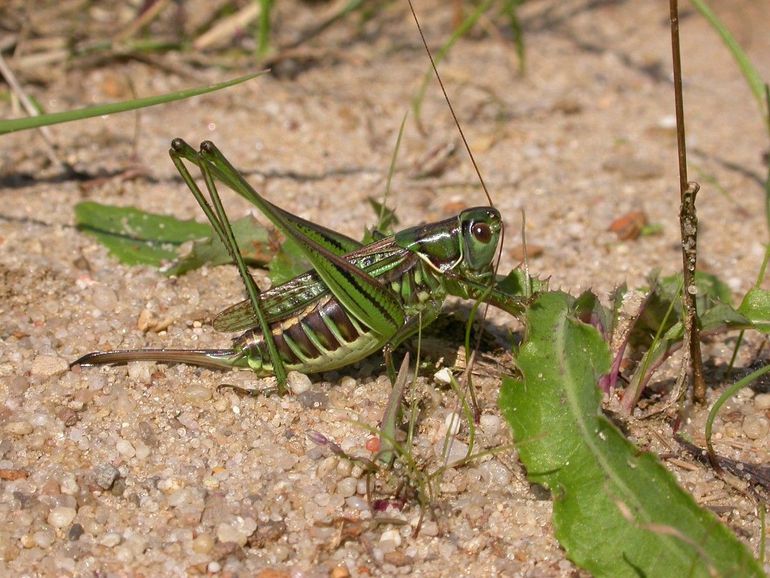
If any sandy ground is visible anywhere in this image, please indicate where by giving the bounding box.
[2,0,770,576]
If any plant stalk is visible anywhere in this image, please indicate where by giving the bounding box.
[670,0,706,404]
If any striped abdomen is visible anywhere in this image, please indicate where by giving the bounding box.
[232,257,446,376]
[233,294,385,375]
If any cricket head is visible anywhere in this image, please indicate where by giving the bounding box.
[457,206,501,278]
[395,206,501,278]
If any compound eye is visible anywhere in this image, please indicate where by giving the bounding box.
[471,222,492,244]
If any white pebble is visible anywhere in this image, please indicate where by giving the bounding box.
[192,533,215,554]
[31,355,69,378]
[339,376,357,389]
[345,496,369,511]
[434,367,453,385]
[127,361,154,383]
[186,384,212,405]
[479,460,512,486]
[114,544,134,563]
[736,387,755,399]
[48,506,77,529]
[60,473,79,495]
[379,529,402,548]
[336,477,358,498]
[438,439,469,464]
[742,415,769,440]
[134,442,151,461]
[420,520,439,537]
[216,517,256,546]
[287,371,312,394]
[92,286,118,311]
[167,488,190,508]
[754,393,770,410]
[444,412,462,436]
[100,532,122,547]
[116,439,136,458]
[33,529,55,548]
[317,456,338,479]
[479,414,501,437]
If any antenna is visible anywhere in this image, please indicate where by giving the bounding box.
[407,0,495,208]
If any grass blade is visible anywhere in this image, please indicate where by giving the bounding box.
[0,72,265,135]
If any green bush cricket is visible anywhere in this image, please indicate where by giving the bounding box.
[73,138,527,387]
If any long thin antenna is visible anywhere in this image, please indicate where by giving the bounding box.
[407,0,494,208]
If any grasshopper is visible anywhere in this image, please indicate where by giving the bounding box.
[73,138,527,386]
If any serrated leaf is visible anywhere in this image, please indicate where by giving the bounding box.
[499,291,763,578]
[496,268,548,298]
[738,287,770,333]
[75,201,211,266]
[164,215,273,276]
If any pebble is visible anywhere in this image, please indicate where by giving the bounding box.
[330,565,351,578]
[317,456,338,479]
[114,544,135,563]
[345,496,368,511]
[439,439,469,464]
[336,477,358,498]
[420,520,439,537]
[134,441,151,461]
[297,390,328,409]
[192,533,215,554]
[479,414,501,437]
[742,415,769,440]
[32,528,55,548]
[216,517,257,546]
[100,532,122,547]
[68,524,85,541]
[93,464,120,490]
[434,367,453,385]
[48,506,77,529]
[754,393,770,410]
[444,413,462,436]
[116,439,136,458]
[8,376,29,397]
[186,384,213,405]
[91,285,118,310]
[479,460,512,486]
[30,355,69,378]
[287,371,312,394]
[379,529,402,549]
[5,421,34,436]
[127,361,154,383]
[339,376,357,389]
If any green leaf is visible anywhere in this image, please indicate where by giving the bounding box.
[499,291,763,577]
[76,202,277,275]
[267,237,310,285]
[738,287,770,333]
[0,72,265,135]
[164,215,274,276]
[75,201,211,266]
